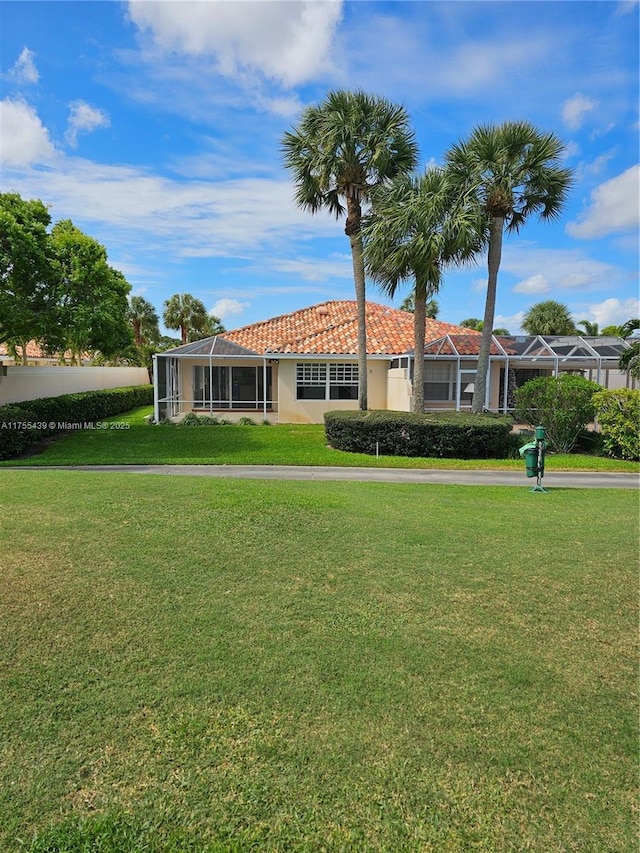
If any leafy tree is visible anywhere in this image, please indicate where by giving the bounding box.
[128,295,160,348]
[282,90,418,410]
[363,168,484,412]
[399,294,439,318]
[446,121,573,412]
[577,319,599,336]
[460,318,483,330]
[163,293,224,344]
[514,374,601,453]
[0,192,55,364]
[521,300,577,336]
[493,327,510,335]
[49,220,133,364]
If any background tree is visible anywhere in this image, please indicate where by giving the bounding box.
[521,300,577,335]
[364,168,484,412]
[163,293,224,344]
[601,324,623,337]
[446,121,573,411]
[618,318,640,379]
[399,293,439,318]
[49,220,133,364]
[0,193,55,364]
[282,89,418,410]
[187,313,225,343]
[128,295,160,348]
[460,318,483,330]
[577,319,599,336]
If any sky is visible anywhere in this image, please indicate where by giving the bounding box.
[1,0,638,338]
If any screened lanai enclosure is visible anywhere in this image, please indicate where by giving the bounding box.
[394,334,635,414]
[153,332,635,423]
[153,337,274,422]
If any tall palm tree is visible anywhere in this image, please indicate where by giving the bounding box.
[363,168,484,412]
[128,295,160,348]
[446,121,573,412]
[282,90,418,410]
[522,299,577,335]
[163,293,211,345]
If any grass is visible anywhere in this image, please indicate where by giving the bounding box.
[2,406,638,472]
[1,470,637,852]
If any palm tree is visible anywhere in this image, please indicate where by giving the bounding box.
[163,293,211,345]
[460,318,483,331]
[521,299,577,335]
[446,121,573,412]
[282,90,418,410]
[577,319,599,336]
[400,293,439,317]
[618,318,640,379]
[363,168,484,412]
[128,295,160,348]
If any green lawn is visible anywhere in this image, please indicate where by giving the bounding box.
[2,406,638,472]
[1,470,637,852]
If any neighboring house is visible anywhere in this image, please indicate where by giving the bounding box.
[152,300,633,423]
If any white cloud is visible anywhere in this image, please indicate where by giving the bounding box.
[65,101,110,148]
[493,311,525,335]
[6,47,39,84]
[210,297,249,321]
[587,297,640,327]
[1,154,339,260]
[512,274,550,295]
[127,0,343,87]
[562,94,598,130]
[0,99,56,166]
[567,165,640,238]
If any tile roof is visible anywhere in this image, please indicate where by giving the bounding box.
[223,300,478,356]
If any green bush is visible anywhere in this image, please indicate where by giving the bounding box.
[324,410,514,459]
[514,374,601,453]
[0,385,153,460]
[592,388,640,461]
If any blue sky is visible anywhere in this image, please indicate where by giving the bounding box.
[1,0,638,336]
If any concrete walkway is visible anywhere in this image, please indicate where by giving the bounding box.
[7,464,639,488]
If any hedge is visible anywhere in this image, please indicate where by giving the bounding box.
[0,385,153,460]
[324,410,514,459]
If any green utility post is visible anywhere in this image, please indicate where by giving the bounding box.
[519,425,547,492]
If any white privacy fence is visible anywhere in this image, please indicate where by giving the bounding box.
[0,365,150,405]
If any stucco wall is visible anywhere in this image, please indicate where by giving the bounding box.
[387,367,412,412]
[0,366,149,405]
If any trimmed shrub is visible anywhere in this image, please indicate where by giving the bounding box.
[324,410,514,459]
[514,374,601,453]
[0,385,153,460]
[592,388,640,461]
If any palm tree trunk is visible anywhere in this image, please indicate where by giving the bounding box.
[346,196,368,411]
[413,287,426,413]
[472,215,504,413]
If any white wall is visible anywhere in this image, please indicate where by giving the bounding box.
[0,366,150,405]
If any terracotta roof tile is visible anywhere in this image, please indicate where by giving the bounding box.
[224,301,477,356]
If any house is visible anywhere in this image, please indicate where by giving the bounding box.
[152,300,633,423]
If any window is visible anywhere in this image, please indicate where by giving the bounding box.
[296,363,326,399]
[296,362,358,400]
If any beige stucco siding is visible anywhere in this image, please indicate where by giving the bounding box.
[277,358,388,424]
